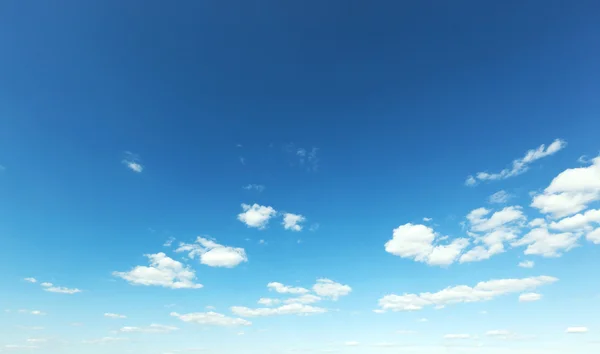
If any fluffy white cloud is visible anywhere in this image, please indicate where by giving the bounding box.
[122,152,143,173]
[385,223,469,266]
[312,279,351,300]
[489,190,512,204]
[377,276,557,312]
[120,324,178,333]
[238,203,277,229]
[518,260,535,268]
[549,209,600,232]
[282,213,306,231]
[531,157,600,218]
[444,334,471,339]
[518,293,542,302]
[267,282,309,294]
[113,253,203,289]
[104,313,127,319]
[587,228,600,244]
[40,282,82,294]
[24,278,37,283]
[175,237,247,268]
[231,303,327,317]
[171,311,251,326]
[566,327,588,334]
[283,294,322,304]
[512,228,579,257]
[466,139,566,185]
[467,206,525,233]
[257,298,281,306]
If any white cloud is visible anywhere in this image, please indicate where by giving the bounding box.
[466,139,566,184]
[512,228,579,257]
[122,152,143,173]
[467,206,525,233]
[231,303,327,317]
[518,260,535,268]
[238,204,277,229]
[257,298,281,306]
[344,341,360,346]
[312,279,351,300]
[40,282,53,287]
[529,218,547,228]
[282,213,306,231]
[163,237,175,247]
[24,278,37,283]
[377,276,557,312]
[18,310,45,316]
[423,217,432,222]
[104,313,127,319]
[531,157,600,218]
[566,327,588,334]
[284,294,322,305]
[549,209,600,232]
[175,237,247,268]
[587,228,600,244]
[171,311,251,326]
[83,337,128,344]
[385,223,469,266]
[243,184,265,192]
[489,190,512,204]
[267,282,309,294]
[41,282,82,294]
[518,293,542,302]
[26,339,47,343]
[120,324,178,333]
[113,252,203,289]
[444,334,471,339]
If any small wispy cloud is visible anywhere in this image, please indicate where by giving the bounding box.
[122,152,143,173]
[489,190,512,204]
[243,184,265,192]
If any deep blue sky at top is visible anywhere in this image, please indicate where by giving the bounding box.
[1,0,599,296]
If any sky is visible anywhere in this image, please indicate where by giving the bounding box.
[1,1,600,353]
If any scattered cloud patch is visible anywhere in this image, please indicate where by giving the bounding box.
[104,313,127,319]
[175,237,247,268]
[40,282,82,294]
[444,334,471,339]
[238,204,277,229]
[122,151,143,173]
[284,294,322,305]
[465,139,566,185]
[344,341,360,346]
[83,337,128,344]
[24,278,37,283]
[243,184,265,192]
[518,293,542,302]
[377,276,557,312]
[113,252,203,289]
[120,324,178,333]
[312,279,352,300]
[566,327,588,334]
[231,303,327,317]
[512,228,579,257]
[267,282,309,295]
[282,213,306,231]
[518,260,535,268]
[489,190,512,204]
[257,298,281,306]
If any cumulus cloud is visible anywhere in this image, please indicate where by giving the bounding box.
[257,298,281,306]
[549,209,600,232]
[231,303,327,317]
[531,157,600,218]
[238,204,277,229]
[512,228,579,257]
[518,260,535,268]
[104,313,127,319]
[518,293,542,302]
[122,151,143,173]
[312,279,352,300]
[113,252,203,289]
[489,190,512,204]
[282,213,306,231]
[566,327,588,334]
[120,324,178,333]
[175,237,247,268]
[377,276,557,312]
[465,139,566,185]
[385,223,469,266]
[587,228,600,244]
[267,282,309,295]
[171,311,251,326]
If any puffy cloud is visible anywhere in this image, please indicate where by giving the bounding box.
[377,276,557,312]
[467,206,525,233]
[122,152,143,173]
[267,282,309,295]
[257,298,281,306]
[587,228,600,244]
[385,223,469,266]
[175,237,247,268]
[282,213,306,231]
[171,311,251,326]
[231,303,327,317]
[489,190,512,204]
[104,313,127,319]
[466,139,566,184]
[512,228,579,257]
[312,279,351,300]
[113,253,203,289]
[284,294,322,305]
[566,327,588,334]
[518,293,542,302]
[238,204,277,229]
[518,260,535,268]
[531,157,600,218]
[24,278,37,283]
[444,334,471,339]
[120,324,178,333]
[549,209,600,232]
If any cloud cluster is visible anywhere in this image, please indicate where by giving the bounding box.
[175,237,247,268]
[377,276,557,312]
[170,311,251,326]
[231,303,327,317]
[238,204,277,229]
[267,282,309,295]
[24,277,81,294]
[312,279,352,300]
[282,213,306,231]
[466,139,566,185]
[113,253,203,289]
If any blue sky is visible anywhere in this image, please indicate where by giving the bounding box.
[1,1,600,353]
